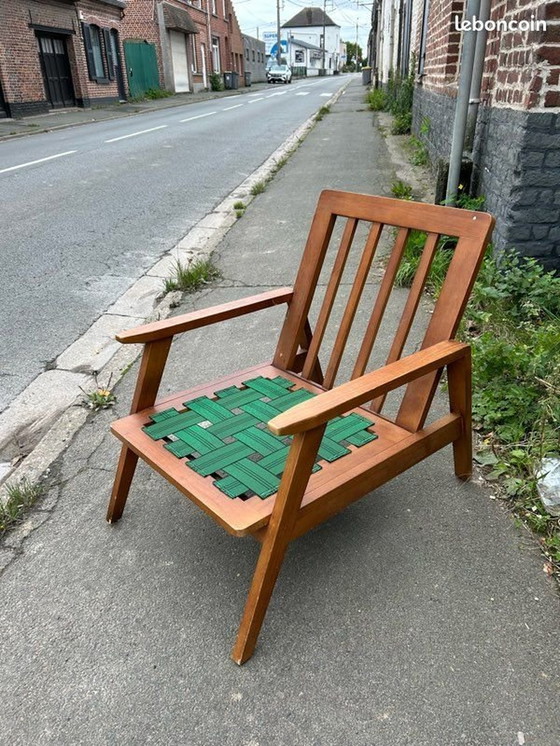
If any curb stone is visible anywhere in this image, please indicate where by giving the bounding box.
[0,79,350,509]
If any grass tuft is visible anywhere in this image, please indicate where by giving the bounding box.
[250,181,267,196]
[0,478,44,533]
[164,258,221,294]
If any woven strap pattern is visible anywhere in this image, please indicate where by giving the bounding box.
[143,376,378,500]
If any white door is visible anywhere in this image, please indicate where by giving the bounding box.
[170,31,190,92]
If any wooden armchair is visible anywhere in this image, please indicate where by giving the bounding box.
[106,190,494,664]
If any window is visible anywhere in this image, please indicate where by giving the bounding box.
[212,0,217,15]
[223,0,227,18]
[245,48,249,60]
[212,37,220,72]
[252,50,255,62]
[83,23,106,81]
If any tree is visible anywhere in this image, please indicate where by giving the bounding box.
[343,41,364,72]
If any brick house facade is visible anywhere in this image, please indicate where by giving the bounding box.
[121,0,245,94]
[373,0,560,269]
[0,0,127,118]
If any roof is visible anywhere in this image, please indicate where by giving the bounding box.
[162,2,199,34]
[289,37,322,51]
[282,7,339,29]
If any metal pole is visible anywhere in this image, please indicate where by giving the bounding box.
[465,0,490,152]
[445,0,481,203]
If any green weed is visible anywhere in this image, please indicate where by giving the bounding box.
[164,258,221,293]
[391,180,413,200]
[250,180,266,196]
[0,478,44,533]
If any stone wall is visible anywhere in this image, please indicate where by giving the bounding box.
[413,86,560,270]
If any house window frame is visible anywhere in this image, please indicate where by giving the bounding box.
[212,36,220,72]
[83,23,111,82]
[211,0,217,15]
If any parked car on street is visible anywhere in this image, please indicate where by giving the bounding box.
[267,64,292,84]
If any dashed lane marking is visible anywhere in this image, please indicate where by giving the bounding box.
[105,126,167,143]
[0,150,77,174]
[179,111,217,123]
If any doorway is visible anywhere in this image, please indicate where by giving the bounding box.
[37,33,75,108]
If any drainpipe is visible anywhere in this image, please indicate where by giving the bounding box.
[465,0,490,152]
[445,0,481,203]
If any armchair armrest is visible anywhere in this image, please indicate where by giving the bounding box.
[269,340,469,435]
[116,288,294,344]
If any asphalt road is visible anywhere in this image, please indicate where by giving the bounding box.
[0,76,347,414]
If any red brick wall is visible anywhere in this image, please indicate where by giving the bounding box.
[121,0,245,89]
[421,0,464,96]
[419,0,560,110]
[0,0,125,114]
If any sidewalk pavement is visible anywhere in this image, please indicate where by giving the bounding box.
[0,82,270,141]
[1,80,559,745]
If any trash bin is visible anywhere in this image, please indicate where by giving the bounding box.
[362,67,372,85]
[223,71,239,90]
[244,71,252,87]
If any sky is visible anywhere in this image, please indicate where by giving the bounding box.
[232,0,373,52]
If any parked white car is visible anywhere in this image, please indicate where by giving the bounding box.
[267,64,292,84]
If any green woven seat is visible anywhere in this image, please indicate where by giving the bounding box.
[144,375,378,499]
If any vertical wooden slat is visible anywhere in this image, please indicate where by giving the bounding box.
[352,226,410,380]
[322,222,383,389]
[396,232,491,432]
[273,204,337,372]
[301,218,358,380]
[370,231,439,412]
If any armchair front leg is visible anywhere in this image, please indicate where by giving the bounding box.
[106,337,172,523]
[232,423,326,665]
[447,347,473,479]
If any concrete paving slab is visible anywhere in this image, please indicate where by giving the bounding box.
[105,275,164,319]
[0,369,88,459]
[55,314,144,374]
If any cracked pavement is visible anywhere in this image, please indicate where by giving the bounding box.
[1,80,559,746]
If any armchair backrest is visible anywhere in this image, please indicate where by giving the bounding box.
[273,190,494,432]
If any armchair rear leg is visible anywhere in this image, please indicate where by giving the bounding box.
[106,446,139,523]
[231,426,325,665]
[447,349,472,480]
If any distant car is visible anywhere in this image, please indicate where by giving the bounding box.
[267,64,292,84]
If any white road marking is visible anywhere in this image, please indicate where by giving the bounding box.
[0,150,77,174]
[223,104,243,111]
[295,92,310,96]
[320,93,331,97]
[267,91,287,97]
[105,125,167,143]
[179,111,217,123]
[248,97,264,104]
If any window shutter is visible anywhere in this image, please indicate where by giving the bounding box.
[82,23,96,80]
[103,28,115,80]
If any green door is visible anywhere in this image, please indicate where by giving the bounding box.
[124,41,160,98]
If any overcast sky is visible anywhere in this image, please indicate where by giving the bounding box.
[233,0,373,51]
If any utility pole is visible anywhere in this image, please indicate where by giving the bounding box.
[321,0,326,73]
[276,0,281,63]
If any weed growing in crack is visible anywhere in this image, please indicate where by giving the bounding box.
[164,257,221,294]
[0,478,44,533]
[81,373,117,411]
[250,181,267,196]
